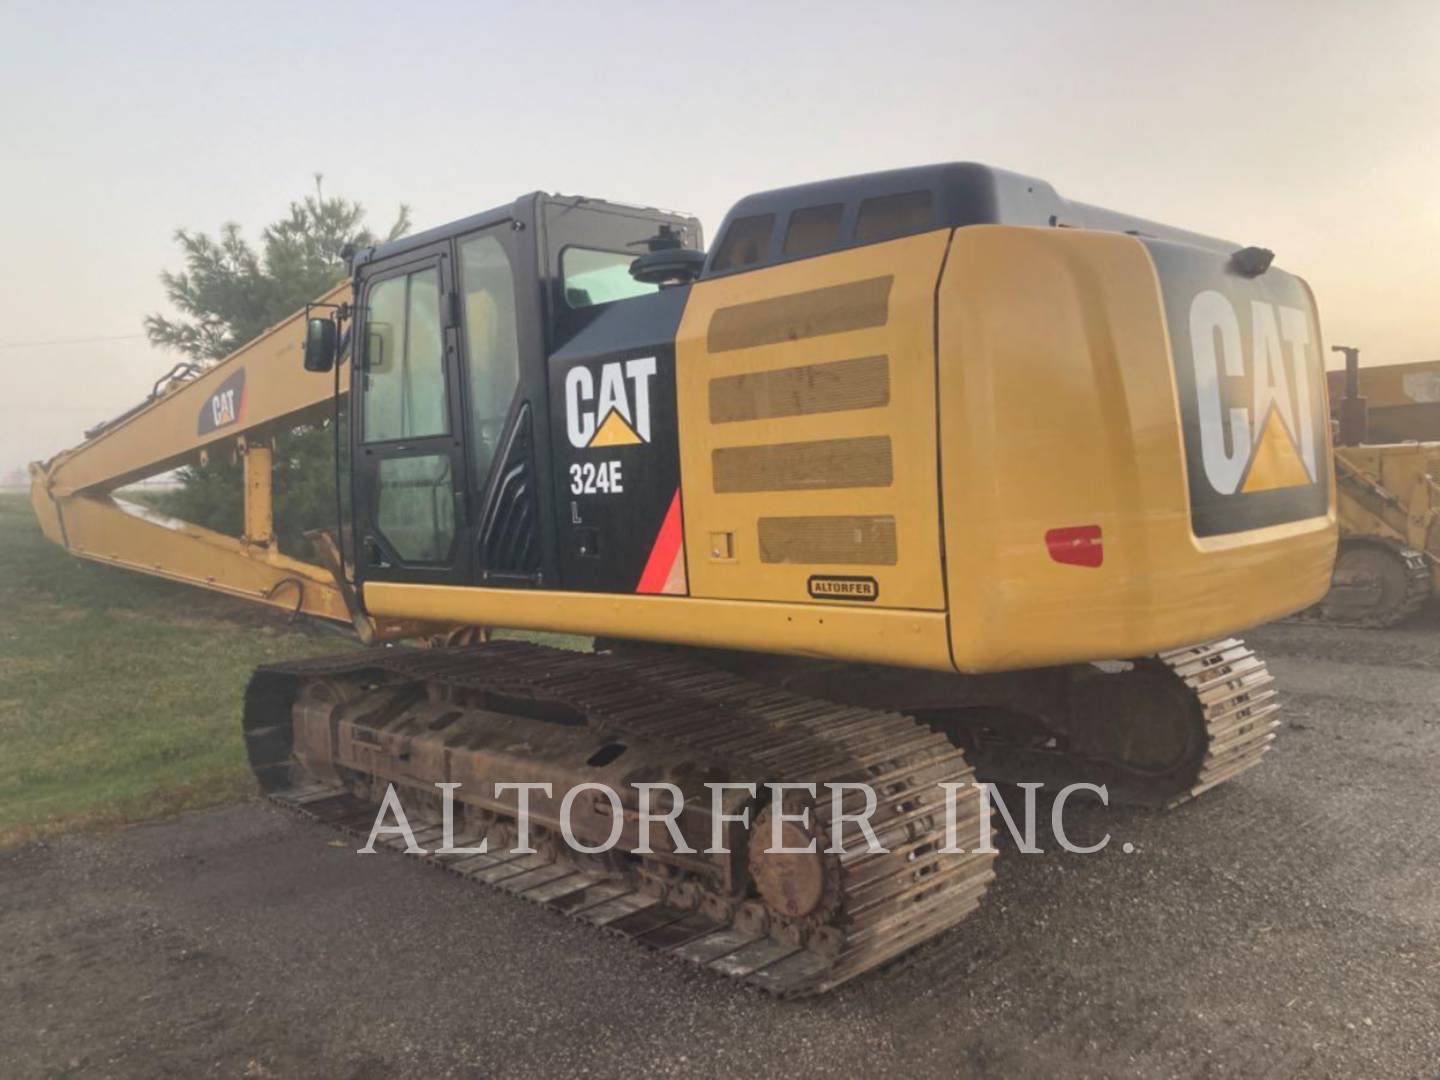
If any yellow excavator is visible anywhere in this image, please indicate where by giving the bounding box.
[1311,351,1440,626]
[29,164,1336,993]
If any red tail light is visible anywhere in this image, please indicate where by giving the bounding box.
[1045,525,1103,568]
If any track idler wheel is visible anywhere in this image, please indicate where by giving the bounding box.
[1068,661,1208,798]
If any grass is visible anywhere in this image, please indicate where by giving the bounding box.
[0,492,592,846]
[0,491,356,846]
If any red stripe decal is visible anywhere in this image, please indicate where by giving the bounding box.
[636,490,683,594]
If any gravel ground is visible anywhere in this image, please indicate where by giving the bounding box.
[2,617,1438,1079]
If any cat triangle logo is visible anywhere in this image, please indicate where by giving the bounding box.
[1187,291,1319,497]
[1241,407,1313,493]
[588,408,644,448]
[564,357,656,450]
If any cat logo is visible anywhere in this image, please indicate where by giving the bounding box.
[197,369,246,436]
[1188,291,1317,496]
[1151,241,1329,538]
[564,357,656,449]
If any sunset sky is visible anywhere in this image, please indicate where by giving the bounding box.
[2,0,1436,476]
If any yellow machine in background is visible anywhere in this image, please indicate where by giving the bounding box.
[30,164,1336,993]
[1314,349,1440,625]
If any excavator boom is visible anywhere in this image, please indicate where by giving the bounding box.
[26,283,394,634]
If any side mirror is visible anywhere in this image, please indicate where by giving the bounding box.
[304,317,338,372]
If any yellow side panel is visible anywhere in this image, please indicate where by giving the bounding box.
[363,582,955,671]
[937,227,1336,671]
[674,230,950,609]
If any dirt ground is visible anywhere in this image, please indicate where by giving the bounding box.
[3,616,1439,1079]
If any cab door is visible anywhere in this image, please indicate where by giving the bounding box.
[352,243,472,585]
[453,223,541,586]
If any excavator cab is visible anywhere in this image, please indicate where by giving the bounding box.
[339,196,700,592]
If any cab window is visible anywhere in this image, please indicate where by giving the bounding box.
[362,267,447,442]
[562,247,658,309]
[459,232,522,482]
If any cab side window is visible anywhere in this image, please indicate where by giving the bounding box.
[561,247,658,309]
[361,268,447,442]
[361,265,456,564]
[459,232,522,483]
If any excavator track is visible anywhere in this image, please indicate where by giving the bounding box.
[1156,638,1282,805]
[633,637,1284,810]
[1293,539,1431,629]
[963,638,1283,808]
[244,641,996,996]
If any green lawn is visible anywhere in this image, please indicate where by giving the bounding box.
[0,491,355,846]
[0,490,591,847]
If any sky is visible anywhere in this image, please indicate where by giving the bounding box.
[2,0,1437,478]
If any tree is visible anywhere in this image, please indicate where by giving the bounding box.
[146,178,410,554]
